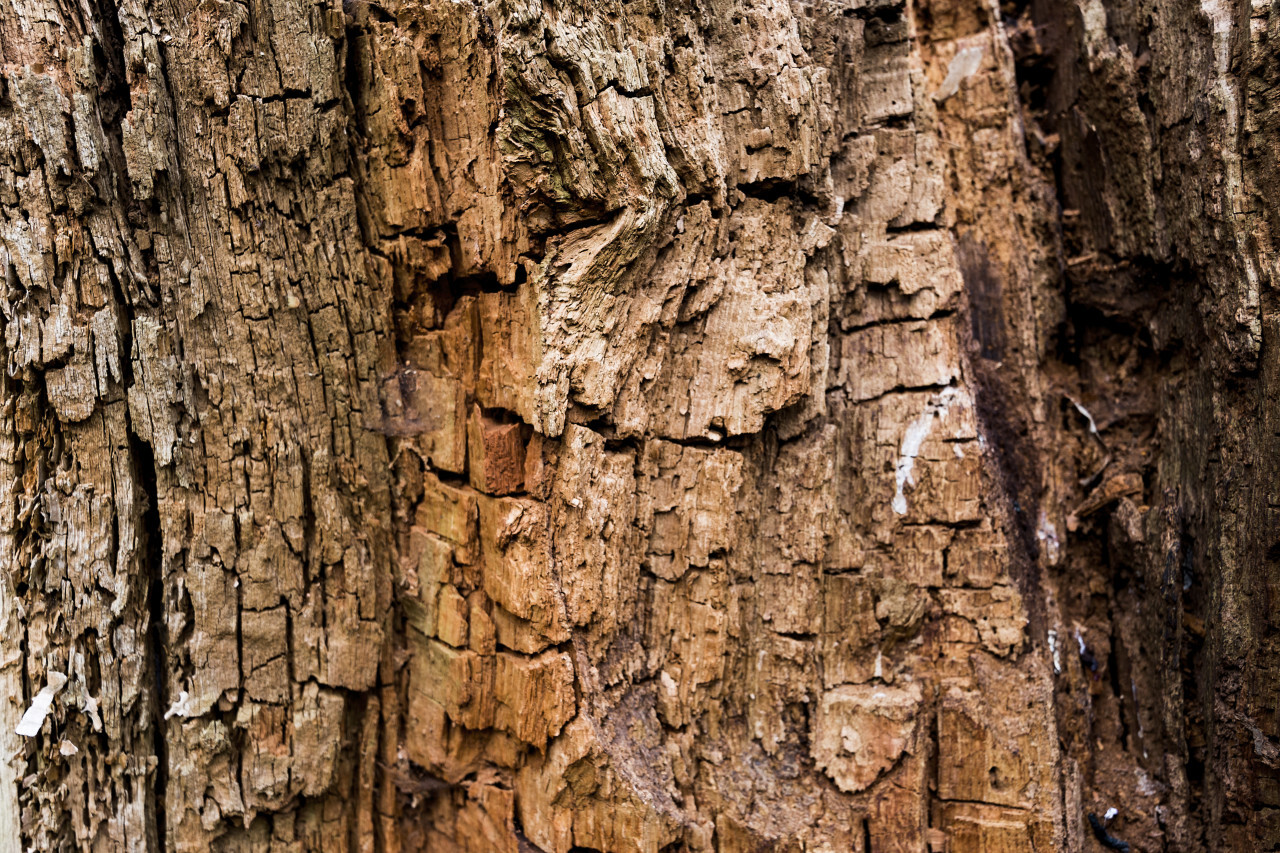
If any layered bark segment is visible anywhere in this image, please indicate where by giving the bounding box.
[372,0,1067,850]
[3,0,393,848]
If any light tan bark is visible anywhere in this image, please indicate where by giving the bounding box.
[1,0,1277,850]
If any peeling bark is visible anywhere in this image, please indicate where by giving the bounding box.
[0,0,1277,850]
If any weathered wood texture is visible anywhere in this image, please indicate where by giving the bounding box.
[0,0,1276,850]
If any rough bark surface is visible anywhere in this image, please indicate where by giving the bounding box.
[0,0,1276,850]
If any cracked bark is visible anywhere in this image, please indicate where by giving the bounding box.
[1,0,1277,850]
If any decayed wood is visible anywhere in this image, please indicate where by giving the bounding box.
[1,0,1277,850]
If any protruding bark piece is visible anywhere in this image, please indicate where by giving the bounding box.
[466,406,529,496]
[814,682,923,792]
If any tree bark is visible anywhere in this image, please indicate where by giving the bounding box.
[0,0,1276,850]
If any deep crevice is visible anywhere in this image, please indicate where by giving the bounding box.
[133,433,168,853]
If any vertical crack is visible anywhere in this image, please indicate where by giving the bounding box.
[132,431,168,853]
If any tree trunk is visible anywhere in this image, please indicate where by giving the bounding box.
[1,0,1276,850]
